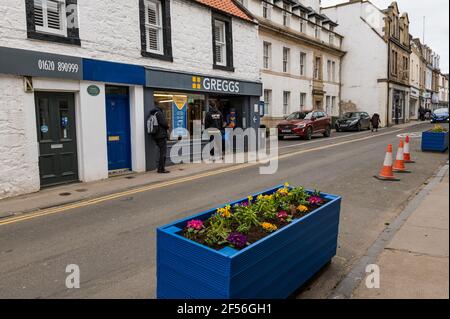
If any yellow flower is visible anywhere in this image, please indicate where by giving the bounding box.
[257,194,264,201]
[248,196,253,203]
[217,206,232,218]
[284,182,290,188]
[277,188,289,195]
[298,205,309,213]
[262,222,278,232]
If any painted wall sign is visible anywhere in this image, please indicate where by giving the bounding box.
[146,69,262,96]
[0,46,82,80]
[87,85,101,96]
[172,96,188,139]
[40,125,49,133]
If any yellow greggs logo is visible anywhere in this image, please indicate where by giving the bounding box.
[192,76,201,89]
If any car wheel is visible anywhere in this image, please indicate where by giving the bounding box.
[305,127,313,140]
[323,126,331,137]
[335,125,341,132]
[278,135,284,141]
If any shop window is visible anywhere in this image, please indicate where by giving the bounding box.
[140,0,173,61]
[153,92,206,140]
[212,13,234,71]
[26,0,80,45]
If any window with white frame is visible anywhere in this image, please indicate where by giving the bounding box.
[283,91,290,115]
[300,12,306,33]
[262,1,271,19]
[315,26,321,39]
[327,60,331,81]
[33,0,67,36]
[263,89,272,115]
[314,56,322,80]
[300,93,307,110]
[283,3,290,27]
[263,42,271,69]
[144,0,164,54]
[214,20,227,66]
[329,33,334,45]
[300,52,306,76]
[332,61,336,82]
[283,47,290,73]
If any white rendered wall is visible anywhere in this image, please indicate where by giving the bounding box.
[0,75,40,199]
[323,2,389,123]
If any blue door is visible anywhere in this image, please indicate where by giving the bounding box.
[106,88,131,171]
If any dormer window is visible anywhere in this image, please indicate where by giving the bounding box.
[283,3,290,27]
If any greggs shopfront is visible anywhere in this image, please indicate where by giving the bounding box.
[144,68,263,170]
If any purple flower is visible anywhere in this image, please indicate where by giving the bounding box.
[308,196,323,205]
[277,211,289,220]
[227,232,248,249]
[187,219,203,230]
[240,201,249,207]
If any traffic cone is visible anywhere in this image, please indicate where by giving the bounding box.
[374,144,399,181]
[393,139,411,173]
[403,135,415,163]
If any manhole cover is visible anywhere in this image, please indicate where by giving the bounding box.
[75,189,88,192]
[59,192,71,196]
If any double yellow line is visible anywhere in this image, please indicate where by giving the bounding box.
[0,129,402,227]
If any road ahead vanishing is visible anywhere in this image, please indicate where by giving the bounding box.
[0,123,448,298]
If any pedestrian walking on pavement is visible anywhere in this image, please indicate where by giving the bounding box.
[371,113,381,132]
[148,104,170,174]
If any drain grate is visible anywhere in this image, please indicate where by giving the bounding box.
[125,176,136,179]
[59,192,71,196]
[75,189,88,192]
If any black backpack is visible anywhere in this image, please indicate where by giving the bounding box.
[147,112,159,135]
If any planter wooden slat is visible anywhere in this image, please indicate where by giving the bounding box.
[422,131,449,152]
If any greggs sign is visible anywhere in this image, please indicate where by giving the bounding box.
[192,76,241,94]
[146,69,262,96]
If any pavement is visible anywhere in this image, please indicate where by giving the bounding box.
[352,165,449,299]
[0,121,448,299]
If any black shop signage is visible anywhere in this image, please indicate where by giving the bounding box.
[0,46,83,80]
[146,68,262,96]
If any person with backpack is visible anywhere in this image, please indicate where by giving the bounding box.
[147,104,170,174]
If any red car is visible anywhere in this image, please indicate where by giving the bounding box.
[277,111,332,140]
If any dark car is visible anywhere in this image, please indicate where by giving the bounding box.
[277,111,332,140]
[335,112,372,132]
[431,108,449,123]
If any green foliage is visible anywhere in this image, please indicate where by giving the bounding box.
[204,214,231,246]
[233,204,260,234]
[430,125,448,133]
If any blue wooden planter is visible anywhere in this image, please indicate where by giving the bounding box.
[422,131,449,152]
[156,186,342,299]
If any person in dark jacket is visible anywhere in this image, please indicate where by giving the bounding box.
[204,102,225,158]
[371,113,381,132]
[149,105,170,173]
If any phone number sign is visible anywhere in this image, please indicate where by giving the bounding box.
[0,46,82,80]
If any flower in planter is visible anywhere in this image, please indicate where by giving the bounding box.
[284,182,290,188]
[217,205,232,218]
[262,222,278,232]
[277,188,289,196]
[247,196,253,204]
[226,232,248,249]
[308,196,324,206]
[298,205,309,213]
[277,211,289,220]
[187,219,204,230]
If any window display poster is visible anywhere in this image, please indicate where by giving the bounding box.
[172,96,188,138]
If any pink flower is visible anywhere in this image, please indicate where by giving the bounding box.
[187,219,203,230]
[277,211,289,220]
[308,196,323,205]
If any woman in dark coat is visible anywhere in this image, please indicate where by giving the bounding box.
[371,113,381,132]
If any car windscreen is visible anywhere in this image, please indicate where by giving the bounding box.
[434,109,449,115]
[286,112,306,120]
[304,112,314,120]
[343,112,360,118]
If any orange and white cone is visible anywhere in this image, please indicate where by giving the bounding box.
[403,135,415,163]
[393,139,411,173]
[375,144,399,181]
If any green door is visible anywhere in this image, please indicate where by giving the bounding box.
[35,92,79,187]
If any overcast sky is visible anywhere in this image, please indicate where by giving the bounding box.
[321,0,449,73]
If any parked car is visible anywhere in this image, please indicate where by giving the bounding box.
[431,108,449,123]
[277,111,332,140]
[335,112,372,132]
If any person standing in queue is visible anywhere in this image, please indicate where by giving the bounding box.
[205,101,224,158]
[149,103,170,174]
